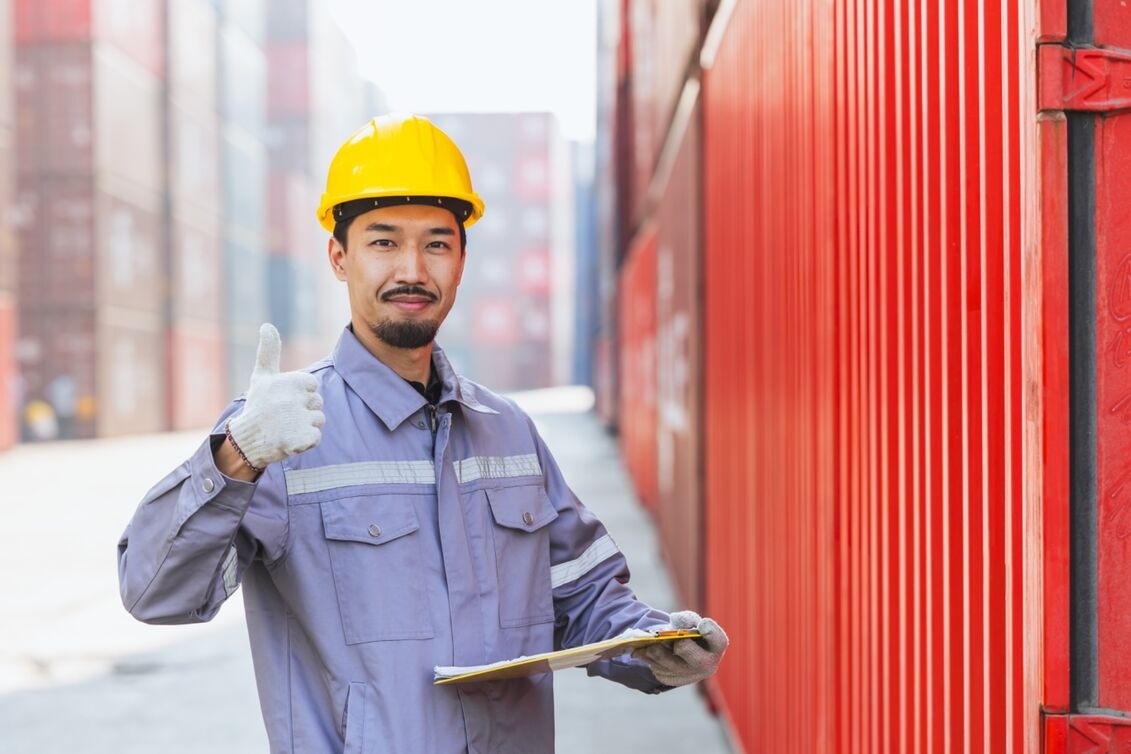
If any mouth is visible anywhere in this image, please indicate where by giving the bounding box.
[381,287,438,314]
[386,297,433,313]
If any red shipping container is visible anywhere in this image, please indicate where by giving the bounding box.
[14,0,92,44]
[652,98,702,608]
[698,0,1051,751]
[617,228,658,512]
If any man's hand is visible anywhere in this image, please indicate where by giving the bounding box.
[632,610,729,688]
[223,323,325,475]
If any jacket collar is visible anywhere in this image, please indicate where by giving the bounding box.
[331,326,498,431]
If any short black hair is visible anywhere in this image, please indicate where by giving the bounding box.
[332,206,467,253]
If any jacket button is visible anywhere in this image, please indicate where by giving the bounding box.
[202,478,215,493]
[367,524,382,538]
[522,511,534,526]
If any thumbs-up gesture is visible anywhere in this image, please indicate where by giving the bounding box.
[226,323,325,472]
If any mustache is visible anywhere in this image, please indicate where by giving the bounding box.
[380,286,438,302]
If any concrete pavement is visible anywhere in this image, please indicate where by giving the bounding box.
[0,386,733,753]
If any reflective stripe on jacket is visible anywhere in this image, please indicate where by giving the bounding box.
[118,326,669,753]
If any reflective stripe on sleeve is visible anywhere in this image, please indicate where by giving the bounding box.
[284,461,436,494]
[454,454,542,484]
[550,534,620,589]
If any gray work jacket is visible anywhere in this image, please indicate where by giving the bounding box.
[118,327,669,753]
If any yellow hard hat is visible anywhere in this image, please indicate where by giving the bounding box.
[316,114,485,233]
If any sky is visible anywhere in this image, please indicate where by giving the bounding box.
[325,0,598,142]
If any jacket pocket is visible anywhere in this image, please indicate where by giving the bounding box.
[321,495,433,643]
[486,484,559,628]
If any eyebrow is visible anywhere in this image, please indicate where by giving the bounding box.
[363,222,456,237]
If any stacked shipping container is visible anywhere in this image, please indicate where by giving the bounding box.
[264,0,365,370]
[218,0,268,399]
[607,0,710,623]
[0,0,13,449]
[166,0,225,429]
[428,112,574,391]
[7,0,372,440]
[15,0,167,439]
[603,0,1130,750]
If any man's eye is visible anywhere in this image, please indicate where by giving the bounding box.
[427,241,450,249]
[370,239,394,247]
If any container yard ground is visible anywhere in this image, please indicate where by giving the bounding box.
[0,386,733,753]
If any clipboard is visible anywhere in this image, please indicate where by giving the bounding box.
[432,628,701,685]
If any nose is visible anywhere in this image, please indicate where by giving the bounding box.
[395,244,428,284]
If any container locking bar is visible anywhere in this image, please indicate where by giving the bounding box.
[1038,44,1131,112]
[1044,711,1131,753]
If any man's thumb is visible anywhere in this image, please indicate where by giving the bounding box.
[253,323,282,376]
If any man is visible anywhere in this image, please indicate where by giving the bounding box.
[118,114,727,753]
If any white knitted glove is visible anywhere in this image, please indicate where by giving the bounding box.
[226,323,324,470]
[632,610,729,688]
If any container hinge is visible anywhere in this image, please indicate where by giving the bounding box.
[1043,711,1131,753]
[1038,44,1131,113]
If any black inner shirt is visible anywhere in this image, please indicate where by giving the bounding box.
[406,364,443,406]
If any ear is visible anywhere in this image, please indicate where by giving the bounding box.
[328,237,347,281]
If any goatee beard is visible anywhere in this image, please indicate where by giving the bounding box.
[372,319,440,349]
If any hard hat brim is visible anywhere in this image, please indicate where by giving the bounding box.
[318,190,485,233]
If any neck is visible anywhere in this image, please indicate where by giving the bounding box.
[352,320,434,384]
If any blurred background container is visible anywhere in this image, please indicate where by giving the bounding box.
[0,0,593,446]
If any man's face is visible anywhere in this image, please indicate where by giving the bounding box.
[329,203,465,350]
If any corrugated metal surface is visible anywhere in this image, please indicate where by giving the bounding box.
[653,100,702,608]
[618,228,658,512]
[701,0,1035,751]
